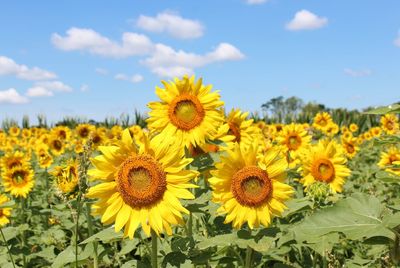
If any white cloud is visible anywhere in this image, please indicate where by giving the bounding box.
[52,28,154,58]
[114,73,144,83]
[394,32,400,47]
[0,56,57,80]
[344,68,372,77]
[137,11,204,39]
[95,68,109,75]
[246,0,268,5]
[0,88,29,104]
[286,10,328,31]
[26,81,73,98]
[80,84,89,92]
[141,43,245,77]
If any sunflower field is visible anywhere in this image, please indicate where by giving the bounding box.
[0,76,400,268]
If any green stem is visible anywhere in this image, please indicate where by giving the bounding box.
[85,202,98,268]
[75,195,82,268]
[1,228,16,268]
[188,212,193,238]
[244,246,253,268]
[151,230,158,268]
[20,198,27,268]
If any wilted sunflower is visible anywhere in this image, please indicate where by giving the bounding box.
[3,165,35,198]
[216,109,260,150]
[380,114,399,134]
[51,160,79,195]
[209,143,293,229]
[0,194,12,226]
[87,129,198,239]
[378,146,400,176]
[147,75,224,148]
[299,140,351,193]
[313,112,333,131]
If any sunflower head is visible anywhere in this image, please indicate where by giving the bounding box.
[313,112,333,131]
[378,146,400,176]
[276,123,311,152]
[3,165,35,198]
[147,75,224,148]
[87,129,199,239]
[299,139,351,193]
[209,143,293,229]
[51,160,79,195]
[380,114,399,134]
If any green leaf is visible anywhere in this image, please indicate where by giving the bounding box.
[80,227,123,244]
[282,198,313,217]
[292,193,395,242]
[364,104,400,114]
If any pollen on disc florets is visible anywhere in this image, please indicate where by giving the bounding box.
[117,154,166,208]
[311,158,335,183]
[231,166,272,207]
[168,93,205,131]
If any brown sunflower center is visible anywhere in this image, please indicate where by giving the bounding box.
[389,155,399,164]
[168,94,205,131]
[346,143,355,154]
[116,154,166,208]
[311,158,335,182]
[79,128,89,138]
[286,134,301,150]
[231,166,272,207]
[0,209,3,217]
[53,140,62,150]
[228,122,241,142]
[12,170,28,185]
[386,121,394,130]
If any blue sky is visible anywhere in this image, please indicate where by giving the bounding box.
[0,0,399,123]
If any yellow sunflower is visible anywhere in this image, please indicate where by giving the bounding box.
[216,109,260,150]
[8,126,20,137]
[76,124,95,140]
[0,194,12,226]
[51,126,71,140]
[380,114,399,134]
[48,135,66,156]
[208,143,293,229]
[147,75,224,148]
[370,127,382,137]
[51,160,79,195]
[1,151,29,171]
[2,165,35,198]
[313,112,333,131]
[341,137,359,159]
[349,123,358,133]
[35,143,53,169]
[276,123,312,153]
[378,147,400,176]
[299,140,351,193]
[87,129,199,239]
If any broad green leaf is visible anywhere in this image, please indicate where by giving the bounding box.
[292,193,395,242]
[364,104,400,114]
[80,227,123,244]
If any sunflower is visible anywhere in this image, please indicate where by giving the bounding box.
[147,75,224,148]
[51,126,71,140]
[0,194,12,227]
[325,123,339,137]
[299,140,351,193]
[87,129,198,238]
[349,123,358,133]
[1,151,29,171]
[76,124,95,140]
[378,147,400,176]
[341,137,359,159]
[381,114,399,134]
[48,135,66,156]
[208,143,293,229]
[216,109,260,150]
[313,112,333,131]
[370,127,382,137]
[8,126,20,137]
[51,160,79,195]
[276,123,311,153]
[2,165,35,198]
[35,143,53,169]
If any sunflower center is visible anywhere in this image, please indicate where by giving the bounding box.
[53,140,62,150]
[386,121,394,130]
[389,155,399,164]
[319,119,327,127]
[79,128,89,138]
[286,134,301,150]
[168,94,205,131]
[228,122,241,142]
[12,171,27,185]
[346,143,355,153]
[231,166,272,207]
[311,159,335,182]
[117,154,166,208]
[0,209,3,217]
